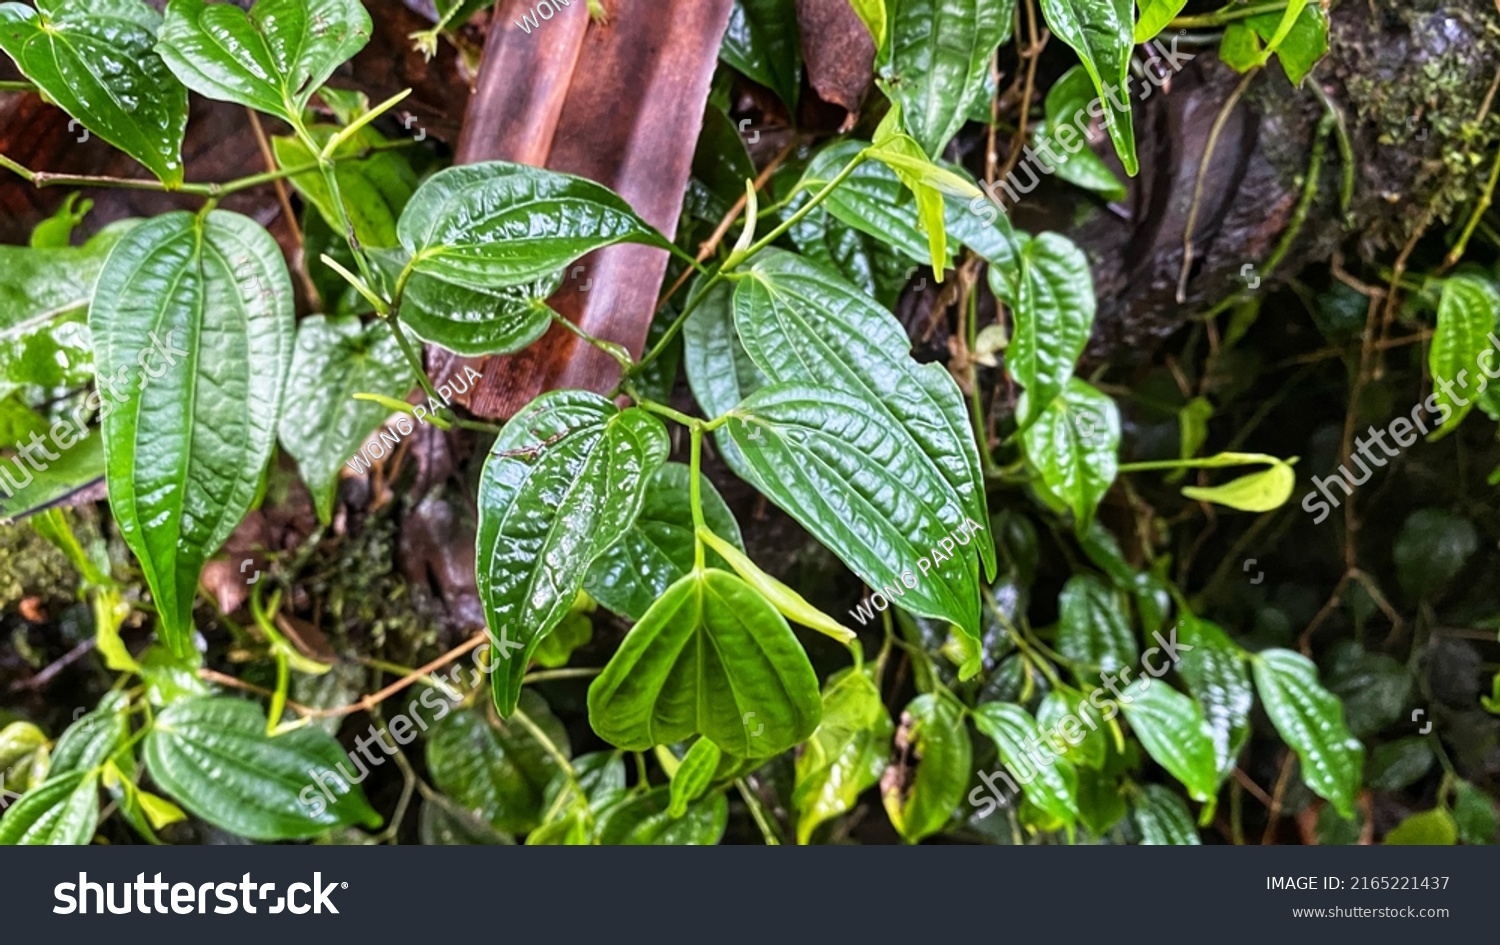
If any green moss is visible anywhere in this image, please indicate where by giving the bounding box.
[0,520,75,612]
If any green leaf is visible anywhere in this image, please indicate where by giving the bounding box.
[0,0,187,186]
[1393,508,1479,603]
[1324,642,1413,738]
[720,0,801,110]
[1453,780,1496,845]
[1075,767,1126,834]
[1037,0,1137,175]
[800,140,952,270]
[1020,377,1119,533]
[880,0,1014,157]
[973,702,1078,829]
[1428,275,1498,438]
[0,433,104,523]
[587,568,821,757]
[0,770,99,845]
[156,0,371,123]
[698,526,856,644]
[668,738,722,818]
[425,691,570,836]
[278,316,415,523]
[989,232,1096,426]
[398,161,670,291]
[143,697,381,840]
[50,693,128,775]
[1384,808,1457,846]
[596,785,728,845]
[1056,574,1137,675]
[882,693,970,843]
[1119,678,1219,802]
[1180,460,1296,512]
[1132,783,1200,844]
[1133,0,1186,43]
[682,276,767,477]
[0,722,48,795]
[723,382,981,637]
[848,0,886,47]
[398,270,560,358]
[584,462,744,622]
[1039,66,1127,201]
[687,105,756,227]
[272,125,421,249]
[793,667,892,844]
[477,390,669,715]
[1174,615,1251,781]
[92,210,294,658]
[1251,648,1364,819]
[731,250,994,582]
[1036,689,1108,769]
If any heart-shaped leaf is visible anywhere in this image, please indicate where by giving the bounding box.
[595,784,728,845]
[156,0,371,122]
[587,568,821,757]
[1056,573,1137,675]
[1251,648,1363,819]
[1119,678,1220,803]
[720,0,801,111]
[1174,614,1251,781]
[0,770,99,845]
[91,210,294,657]
[681,275,766,476]
[398,270,560,358]
[1020,377,1119,533]
[397,161,671,291]
[0,0,187,185]
[793,667,892,843]
[1132,783,1200,844]
[477,390,669,716]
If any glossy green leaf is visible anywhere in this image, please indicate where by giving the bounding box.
[1324,642,1413,738]
[1180,461,1296,512]
[698,526,855,644]
[584,462,744,621]
[800,140,950,269]
[0,770,98,845]
[477,390,669,715]
[1039,66,1127,200]
[596,784,727,845]
[731,250,994,582]
[1251,648,1364,819]
[1393,508,1479,603]
[1453,780,1497,845]
[1119,678,1219,802]
[1428,275,1498,438]
[1056,574,1137,675]
[588,568,821,756]
[973,702,1078,829]
[0,0,187,186]
[793,667,892,844]
[1075,767,1127,834]
[399,270,560,358]
[1037,0,1137,175]
[668,738,721,818]
[1132,783,1200,844]
[1221,3,1325,86]
[156,0,371,122]
[278,316,415,523]
[720,0,801,110]
[49,693,128,775]
[682,276,766,476]
[687,105,756,227]
[723,382,981,637]
[398,161,671,291]
[1384,808,1456,846]
[273,125,420,249]
[848,0,886,47]
[92,210,294,657]
[1133,0,1186,42]
[882,693,969,843]
[143,697,381,840]
[426,691,570,836]
[1174,615,1251,781]
[1020,377,1120,533]
[1036,689,1108,769]
[990,232,1096,426]
[880,0,1014,157]
[0,433,103,524]
[0,722,48,796]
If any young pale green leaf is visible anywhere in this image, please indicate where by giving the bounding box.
[973,702,1079,830]
[1037,0,1137,175]
[1384,808,1457,846]
[1179,460,1296,512]
[584,462,745,621]
[156,0,371,122]
[723,382,981,638]
[477,390,669,716]
[143,697,381,840]
[793,667,892,844]
[862,134,962,276]
[1118,678,1220,802]
[882,693,970,844]
[273,126,421,249]
[1252,649,1364,819]
[1132,783,1200,844]
[587,568,821,757]
[596,785,728,845]
[91,210,294,658]
[698,526,855,644]
[668,738,722,818]
[1132,0,1186,42]
[0,722,47,792]
[720,0,801,110]
[0,770,99,845]
[399,161,670,291]
[1220,5,1326,85]
[1056,574,1137,675]
[731,250,994,582]
[278,316,416,524]
[1020,378,1120,533]
[0,0,187,186]
[1174,615,1251,781]
[799,140,950,269]
[989,232,1096,427]
[879,0,1014,157]
[848,0,886,47]
[426,691,570,836]
[398,270,560,358]
[1428,274,1498,439]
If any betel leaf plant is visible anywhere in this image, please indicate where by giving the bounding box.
[0,0,1458,848]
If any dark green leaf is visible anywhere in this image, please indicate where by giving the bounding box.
[1020,377,1119,533]
[0,0,187,185]
[687,105,756,227]
[1056,574,1136,675]
[793,667,892,843]
[1174,615,1251,781]
[50,693,128,775]
[1251,648,1364,819]
[719,0,801,110]
[682,276,766,478]
[1039,66,1126,200]
[1037,0,1137,174]
[426,691,569,836]
[587,568,821,756]
[1132,783,1200,844]
[1365,738,1433,792]
[399,270,560,358]
[0,770,98,845]
[1119,678,1219,802]
[143,697,381,840]
[596,784,727,845]
[1323,642,1413,738]
[92,210,294,657]
[1454,780,1496,845]
[1393,508,1479,602]
[882,693,970,843]
[973,701,1078,829]
[477,390,669,715]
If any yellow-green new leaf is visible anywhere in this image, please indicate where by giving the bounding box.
[698,526,855,644]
